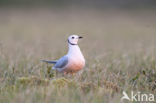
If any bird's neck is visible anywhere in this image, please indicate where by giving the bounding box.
[67,44,82,56]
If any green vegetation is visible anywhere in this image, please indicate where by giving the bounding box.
[0,8,156,103]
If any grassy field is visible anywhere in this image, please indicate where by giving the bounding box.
[0,8,156,103]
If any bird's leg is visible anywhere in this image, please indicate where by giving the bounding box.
[64,72,67,75]
[71,71,76,76]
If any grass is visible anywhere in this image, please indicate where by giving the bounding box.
[0,8,156,103]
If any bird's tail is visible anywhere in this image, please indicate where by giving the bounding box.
[41,60,57,64]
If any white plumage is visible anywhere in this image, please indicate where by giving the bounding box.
[42,35,85,74]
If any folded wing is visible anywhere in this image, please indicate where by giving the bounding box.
[54,56,68,69]
[41,60,57,64]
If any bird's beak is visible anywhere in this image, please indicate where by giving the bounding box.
[79,36,83,39]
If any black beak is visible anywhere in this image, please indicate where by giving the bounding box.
[79,36,83,39]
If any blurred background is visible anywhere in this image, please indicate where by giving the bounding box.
[0,0,156,50]
[0,0,156,61]
[0,0,156,68]
[0,0,156,8]
[0,0,156,58]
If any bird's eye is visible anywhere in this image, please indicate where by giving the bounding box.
[72,37,74,39]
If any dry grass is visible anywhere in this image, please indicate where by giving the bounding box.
[0,8,156,103]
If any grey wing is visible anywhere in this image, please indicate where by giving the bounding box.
[41,60,57,64]
[54,56,68,69]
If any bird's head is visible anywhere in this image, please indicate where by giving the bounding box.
[68,35,83,45]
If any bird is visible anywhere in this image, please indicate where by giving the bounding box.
[41,35,85,75]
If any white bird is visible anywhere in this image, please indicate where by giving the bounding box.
[42,35,85,74]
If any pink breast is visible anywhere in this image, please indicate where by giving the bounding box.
[64,61,85,73]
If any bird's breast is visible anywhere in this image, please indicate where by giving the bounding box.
[64,57,85,73]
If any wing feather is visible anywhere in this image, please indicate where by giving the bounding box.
[54,56,68,69]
